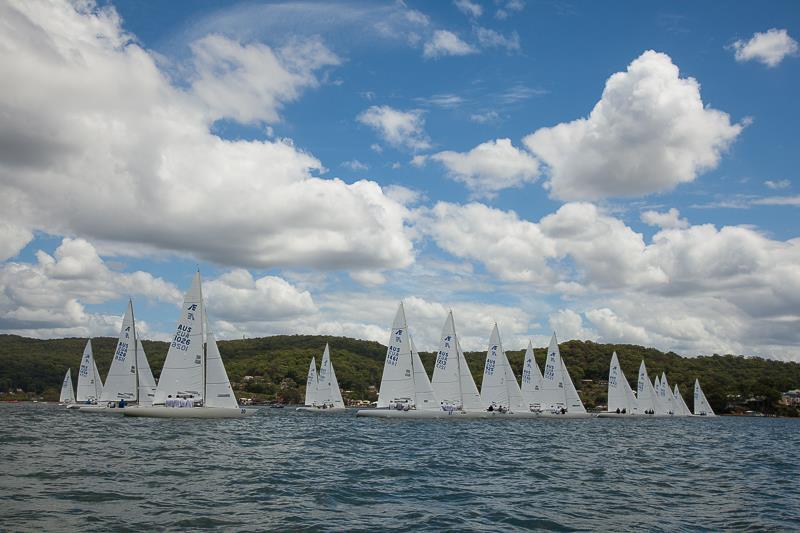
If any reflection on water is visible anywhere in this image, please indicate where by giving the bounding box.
[1,404,799,531]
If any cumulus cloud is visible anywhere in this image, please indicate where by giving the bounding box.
[431,138,540,197]
[357,105,431,150]
[475,27,520,52]
[641,208,689,230]
[548,309,598,341]
[0,238,179,337]
[0,1,413,272]
[732,28,799,67]
[190,34,339,124]
[523,50,744,201]
[454,0,483,18]
[423,30,477,58]
[0,222,33,262]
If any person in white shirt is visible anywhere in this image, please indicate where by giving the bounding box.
[185,397,194,408]
[166,395,174,407]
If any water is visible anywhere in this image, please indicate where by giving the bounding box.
[1,404,798,532]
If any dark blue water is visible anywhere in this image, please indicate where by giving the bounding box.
[1,404,798,532]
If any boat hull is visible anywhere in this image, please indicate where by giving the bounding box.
[123,406,258,419]
[356,409,491,419]
[77,405,126,414]
[295,406,347,413]
[535,411,592,419]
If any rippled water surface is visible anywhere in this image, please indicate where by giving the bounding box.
[1,404,798,531]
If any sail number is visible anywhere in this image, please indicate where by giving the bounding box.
[435,350,448,370]
[171,324,192,351]
[114,341,129,362]
[387,345,400,366]
[485,359,495,376]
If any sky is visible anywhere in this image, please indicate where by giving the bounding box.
[0,0,799,361]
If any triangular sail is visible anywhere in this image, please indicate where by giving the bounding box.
[410,336,439,410]
[316,344,344,408]
[661,373,676,415]
[204,327,239,409]
[304,356,318,406]
[539,333,566,412]
[60,368,75,404]
[561,354,586,413]
[154,272,205,404]
[673,384,691,416]
[456,338,483,411]
[693,379,716,416]
[636,360,658,413]
[607,352,635,413]
[652,374,668,415]
[480,324,524,410]
[76,340,101,402]
[520,340,543,411]
[376,303,416,408]
[93,359,104,399]
[136,340,157,406]
[432,312,463,407]
[100,301,137,402]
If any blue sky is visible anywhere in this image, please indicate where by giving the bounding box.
[0,0,798,360]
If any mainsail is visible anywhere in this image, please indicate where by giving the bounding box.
[539,333,566,412]
[60,368,75,404]
[636,360,660,414]
[76,340,101,402]
[673,384,692,416]
[480,324,524,410]
[377,303,416,408]
[693,379,716,416]
[432,312,482,411]
[154,272,205,404]
[607,352,636,413]
[661,373,676,415]
[100,301,138,402]
[520,340,543,411]
[304,356,318,407]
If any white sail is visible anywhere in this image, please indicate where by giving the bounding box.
[520,340,543,411]
[539,333,566,412]
[100,301,137,402]
[561,353,586,414]
[376,303,416,408]
[456,338,483,411]
[136,340,157,406]
[304,356,318,406]
[480,324,524,410]
[693,379,716,416]
[607,352,635,413]
[316,344,345,408]
[93,359,104,399]
[76,340,101,402]
[154,272,205,404]
[636,360,659,414]
[410,336,439,411]
[673,384,691,416]
[60,368,75,404]
[652,374,668,414]
[204,329,239,409]
[431,312,463,407]
[661,373,676,415]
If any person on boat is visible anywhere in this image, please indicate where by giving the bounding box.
[560,407,567,415]
[402,404,410,412]
[616,408,620,414]
[488,405,494,412]
[185,396,193,408]
[166,395,173,407]
[119,398,126,408]
[622,408,627,414]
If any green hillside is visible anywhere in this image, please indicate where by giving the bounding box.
[1,334,798,414]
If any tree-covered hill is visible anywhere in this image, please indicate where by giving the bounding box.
[1,334,798,414]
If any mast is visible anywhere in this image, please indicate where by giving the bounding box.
[454,313,464,409]
[199,270,207,406]
[130,298,139,403]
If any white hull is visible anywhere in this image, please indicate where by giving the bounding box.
[597,412,674,418]
[77,405,126,414]
[295,406,347,413]
[123,406,257,418]
[484,410,540,419]
[535,411,591,419]
[356,409,491,419]
[65,403,84,410]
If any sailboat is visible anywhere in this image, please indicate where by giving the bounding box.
[520,340,543,413]
[124,272,256,418]
[69,340,104,408]
[693,379,716,416]
[480,324,530,416]
[79,300,158,413]
[635,361,667,416]
[357,303,442,418]
[297,344,346,412]
[672,384,692,416]
[59,368,75,406]
[660,372,679,416]
[535,333,589,418]
[598,352,639,417]
[431,311,485,417]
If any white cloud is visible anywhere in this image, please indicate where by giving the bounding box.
[357,105,431,151]
[732,28,799,67]
[383,185,424,206]
[764,179,790,190]
[410,155,428,167]
[0,1,414,272]
[0,222,33,262]
[753,195,800,206]
[190,34,339,124]
[523,50,744,201]
[454,0,483,18]
[0,238,179,337]
[548,309,597,341]
[475,27,520,52]
[431,138,539,197]
[204,269,316,323]
[342,159,369,171]
[420,202,555,283]
[495,0,525,20]
[370,143,383,153]
[470,110,500,124]
[423,30,477,58]
[349,270,387,287]
[641,208,689,230]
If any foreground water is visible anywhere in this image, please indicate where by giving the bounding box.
[1,404,798,532]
